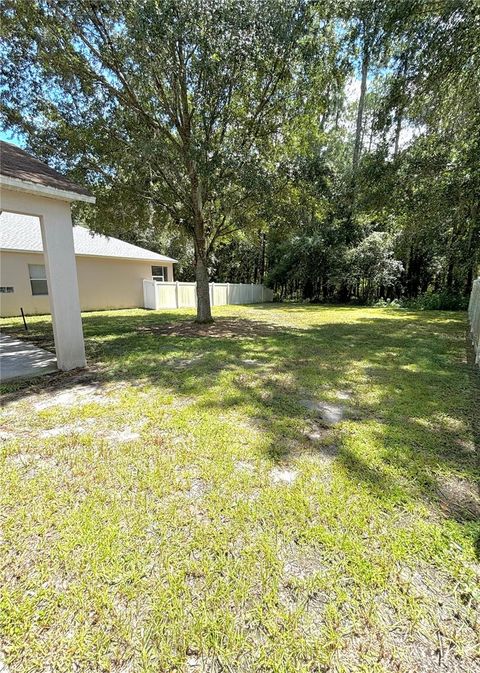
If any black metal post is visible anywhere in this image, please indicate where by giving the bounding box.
[20,307,28,331]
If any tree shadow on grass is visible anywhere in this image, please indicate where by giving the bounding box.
[1,308,478,539]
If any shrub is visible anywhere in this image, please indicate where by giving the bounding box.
[402,292,468,311]
[373,298,402,308]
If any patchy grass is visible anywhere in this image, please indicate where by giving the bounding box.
[1,304,479,673]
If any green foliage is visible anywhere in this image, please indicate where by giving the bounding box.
[1,0,341,319]
[1,0,478,302]
[346,232,403,303]
[402,291,469,311]
[264,0,479,303]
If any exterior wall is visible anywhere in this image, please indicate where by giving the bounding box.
[76,256,174,312]
[1,251,50,316]
[0,250,174,316]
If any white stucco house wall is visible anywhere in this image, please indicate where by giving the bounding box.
[0,212,177,317]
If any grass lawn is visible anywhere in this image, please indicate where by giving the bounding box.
[1,304,479,673]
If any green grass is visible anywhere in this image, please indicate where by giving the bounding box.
[1,304,479,672]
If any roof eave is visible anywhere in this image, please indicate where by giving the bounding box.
[0,246,178,263]
[0,174,95,204]
[74,253,178,263]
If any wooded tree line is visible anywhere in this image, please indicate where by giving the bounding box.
[2,0,479,319]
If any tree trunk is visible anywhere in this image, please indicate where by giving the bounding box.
[353,43,369,173]
[393,56,408,160]
[393,112,402,159]
[187,153,213,323]
[259,231,266,284]
[194,236,213,323]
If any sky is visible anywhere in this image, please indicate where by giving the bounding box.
[345,76,419,152]
[0,128,23,147]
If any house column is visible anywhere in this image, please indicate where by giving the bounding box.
[39,202,86,370]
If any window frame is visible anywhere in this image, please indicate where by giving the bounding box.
[151,265,169,282]
[28,263,49,296]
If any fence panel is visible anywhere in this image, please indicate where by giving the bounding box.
[252,284,263,303]
[263,287,274,302]
[213,284,228,306]
[468,278,480,366]
[144,280,273,310]
[143,280,156,309]
[177,282,196,308]
[155,282,177,309]
[228,283,245,305]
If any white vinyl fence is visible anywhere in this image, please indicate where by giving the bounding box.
[143,280,274,311]
[468,278,480,366]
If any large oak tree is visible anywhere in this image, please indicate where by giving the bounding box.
[1,0,333,321]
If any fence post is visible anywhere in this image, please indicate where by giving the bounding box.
[175,281,179,309]
[469,278,480,366]
[227,283,231,305]
[210,282,215,307]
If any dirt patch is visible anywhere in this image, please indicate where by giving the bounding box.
[168,354,205,369]
[170,396,196,411]
[234,460,256,474]
[303,424,331,442]
[5,452,61,478]
[39,421,96,438]
[300,424,339,462]
[1,368,100,407]
[270,466,298,485]
[282,543,326,582]
[300,399,345,425]
[137,317,284,339]
[336,389,353,400]
[367,563,480,673]
[437,475,480,521]
[185,653,222,673]
[105,427,141,443]
[0,651,11,673]
[33,383,115,411]
[279,543,330,627]
[185,478,210,499]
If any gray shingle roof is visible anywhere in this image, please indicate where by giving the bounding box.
[0,212,177,263]
[1,141,93,198]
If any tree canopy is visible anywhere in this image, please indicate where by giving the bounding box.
[2,0,479,313]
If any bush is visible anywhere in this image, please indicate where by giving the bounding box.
[373,298,401,308]
[402,292,468,311]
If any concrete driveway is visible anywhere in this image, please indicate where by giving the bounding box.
[0,334,57,383]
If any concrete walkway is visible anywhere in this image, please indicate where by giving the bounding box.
[0,334,57,383]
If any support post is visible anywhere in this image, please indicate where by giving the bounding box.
[40,204,86,370]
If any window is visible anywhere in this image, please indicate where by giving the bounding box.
[29,264,48,296]
[152,265,169,282]
[0,287,14,293]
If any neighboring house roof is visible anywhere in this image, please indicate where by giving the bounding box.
[0,140,94,203]
[0,212,177,263]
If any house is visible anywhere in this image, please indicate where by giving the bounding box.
[0,140,95,370]
[0,212,177,317]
